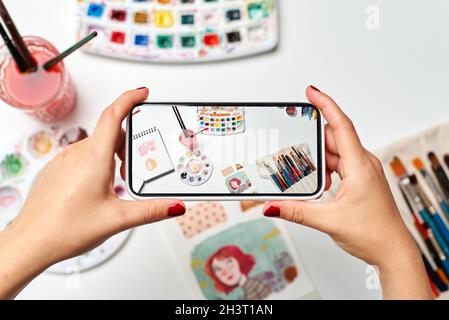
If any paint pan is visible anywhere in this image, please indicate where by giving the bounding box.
[1,153,28,180]
[58,127,88,148]
[0,186,22,229]
[27,130,55,158]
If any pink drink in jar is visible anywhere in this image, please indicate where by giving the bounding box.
[0,36,76,122]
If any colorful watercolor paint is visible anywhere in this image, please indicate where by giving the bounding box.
[58,127,88,148]
[0,186,22,217]
[76,0,278,62]
[177,150,213,186]
[197,106,245,136]
[28,130,55,158]
[1,154,28,180]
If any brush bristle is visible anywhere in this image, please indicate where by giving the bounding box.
[428,152,440,168]
[444,154,449,168]
[412,158,425,171]
[390,158,407,178]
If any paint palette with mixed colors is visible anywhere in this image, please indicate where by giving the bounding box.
[76,0,278,62]
[176,149,213,186]
[197,106,245,135]
[0,125,131,274]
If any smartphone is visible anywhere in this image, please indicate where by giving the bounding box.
[126,103,325,201]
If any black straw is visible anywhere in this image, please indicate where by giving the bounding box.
[43,31,97,70]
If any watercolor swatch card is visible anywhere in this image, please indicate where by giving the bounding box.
[76,0,278,62]
[161,201,319,300]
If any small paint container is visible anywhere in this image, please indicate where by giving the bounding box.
[1,153,28,180]
[58,127,88,148]
[28,130,56,158]
[286,106,297,117]
[0,186,23,230]
[179,129,198,151]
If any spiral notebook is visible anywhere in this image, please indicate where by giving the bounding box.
[132,126,174,192]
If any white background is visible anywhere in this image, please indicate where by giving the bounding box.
[0,0,448,299]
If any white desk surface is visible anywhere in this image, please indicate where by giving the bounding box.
[1,0,448,299]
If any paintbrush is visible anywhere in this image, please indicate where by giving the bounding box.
[281,154,299,182]
[409,174,449,252]
[400,187,449,281]
[413,157,449,221]
[275,158,293,187]
[43,31,97,70]
[0,21,27,72]
[0,0,35,72]
[444,154,449,170]
[172,106,189,138]
[428,152,449,201]
[390,157,449,259]
[263,161,285,192]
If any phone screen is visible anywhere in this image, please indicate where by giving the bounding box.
[128,104,323,197]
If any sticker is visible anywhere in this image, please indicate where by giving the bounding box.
[225,171,252,194]
[177,150,213,186]
[176,202,227,239]
[28,130,55,158]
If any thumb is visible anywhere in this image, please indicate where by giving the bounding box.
[263,200,335,234]
[114,199,186,230]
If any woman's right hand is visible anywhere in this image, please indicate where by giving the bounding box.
[263,86,432,299]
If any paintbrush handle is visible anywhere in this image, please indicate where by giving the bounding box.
[432,213,449,249]
[421,210,449,259]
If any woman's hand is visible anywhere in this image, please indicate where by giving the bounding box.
[0,88,185,299]
[263,86,432,299]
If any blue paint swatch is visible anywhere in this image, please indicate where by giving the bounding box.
[87,3,105,18]
[134,34,149,46]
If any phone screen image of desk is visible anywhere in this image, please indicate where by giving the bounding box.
[130,105,320,196]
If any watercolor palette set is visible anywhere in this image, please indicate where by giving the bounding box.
[197,106,245,135]
[76,0,278,62]
[161,201,319,299]
[0,125,131,274]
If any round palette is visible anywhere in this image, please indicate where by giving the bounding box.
[46,230,131,274]
[0,125,131,275]
[177,150,213,186]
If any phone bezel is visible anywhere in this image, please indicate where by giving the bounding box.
[126,102,325,200]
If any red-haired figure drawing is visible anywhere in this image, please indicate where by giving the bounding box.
[205,245,271,300]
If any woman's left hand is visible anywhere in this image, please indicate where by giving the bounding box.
[0,88,186,299]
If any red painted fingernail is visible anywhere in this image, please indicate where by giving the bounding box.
[264,206,281,217]
[168,203,186,217]
[136,86,147,90]
[310,85,321,92]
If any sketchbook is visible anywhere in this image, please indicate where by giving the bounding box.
[132,126,174,192]
[161,201,319,300]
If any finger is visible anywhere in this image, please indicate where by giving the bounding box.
[93,87,149,155]
[115,199,186,230]
[306,86,364,162]
[324,124,338,155]
[116,128,126,154]
[325,170,332,190]
[326,151,340,173]
[120,161,126,181]
[263,200,335,234]
[118,135,126,161]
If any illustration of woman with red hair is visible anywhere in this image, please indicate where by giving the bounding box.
[205,245,271,300]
